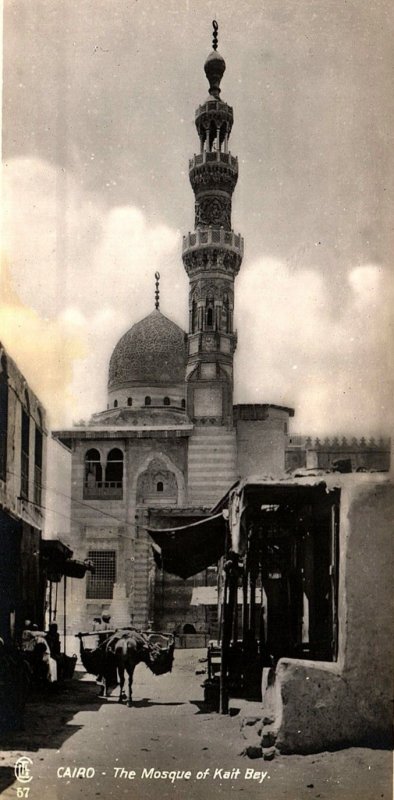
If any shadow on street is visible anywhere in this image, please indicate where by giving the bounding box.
[0,676,104,756]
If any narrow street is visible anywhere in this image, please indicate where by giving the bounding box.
[0,650,391,800]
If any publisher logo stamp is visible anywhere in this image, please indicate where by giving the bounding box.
[14,757,33,784]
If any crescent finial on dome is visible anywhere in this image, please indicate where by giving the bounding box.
[212,20,218,51]
[154,271,160,310]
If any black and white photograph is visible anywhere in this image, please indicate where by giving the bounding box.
[0,1,393,798]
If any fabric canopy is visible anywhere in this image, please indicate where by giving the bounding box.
[147,512,227,579]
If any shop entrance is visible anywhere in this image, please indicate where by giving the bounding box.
[220,482,340,705]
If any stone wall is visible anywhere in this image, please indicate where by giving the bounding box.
[235,406,291,478]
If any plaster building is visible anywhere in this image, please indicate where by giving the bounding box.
[0,343,47,643]
[54,34,294,634]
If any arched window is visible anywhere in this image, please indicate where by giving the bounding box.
[0,355,8,482]
[209,119,217,151]
[157,481,164,492]
[181,399,186,409]
[145,396,151,406]
[21,391,30,499]
[206,293,214,330]
[105,448,123,487]
[85,448,102,488]
[127,397,132,406]
[163,397,170,406]
[114,399,118,408]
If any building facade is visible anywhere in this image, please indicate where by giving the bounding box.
[0,343,47,643]
[54,34,294,634]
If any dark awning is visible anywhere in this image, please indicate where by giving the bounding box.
[40,539,95,581]
[63,559,95,578]
[146,512,227,579]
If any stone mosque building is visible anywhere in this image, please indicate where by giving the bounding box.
[54,31,295,634]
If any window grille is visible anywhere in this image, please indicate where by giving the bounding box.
[86,550,116,599]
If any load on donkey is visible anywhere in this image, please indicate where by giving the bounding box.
[76,628,175,706]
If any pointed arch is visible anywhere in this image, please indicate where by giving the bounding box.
[105,448,124,486]
[84,448,102,485]
[132,452,186,507]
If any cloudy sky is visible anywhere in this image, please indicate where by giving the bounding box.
[2,0,393,436]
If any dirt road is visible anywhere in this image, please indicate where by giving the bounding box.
[0,649,392,799]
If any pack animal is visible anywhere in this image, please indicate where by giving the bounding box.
[77,630,175,706]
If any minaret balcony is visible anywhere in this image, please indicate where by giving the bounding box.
[189,151,238,172]
[182,228,244,258]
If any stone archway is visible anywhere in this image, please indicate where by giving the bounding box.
[128,452,186,629]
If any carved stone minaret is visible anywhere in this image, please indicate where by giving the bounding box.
[183,21,243,429]
[185,22,241,505]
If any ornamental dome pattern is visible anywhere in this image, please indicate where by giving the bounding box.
[108,310,187,390]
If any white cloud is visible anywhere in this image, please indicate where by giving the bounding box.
[2,157,187,425]
[235,257,394,436]
[2,157,393,436]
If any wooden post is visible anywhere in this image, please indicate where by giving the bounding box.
[49,581,53,624]
[219,569,229,714]
[220,562,238,714]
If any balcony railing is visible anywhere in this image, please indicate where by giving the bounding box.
[183,228,244,256]
[189,151,238,171]
[84,481,123,500]
[195,99,233,117]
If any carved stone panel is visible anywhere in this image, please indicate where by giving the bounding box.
[195,196,231,229]
[136,459,178,504]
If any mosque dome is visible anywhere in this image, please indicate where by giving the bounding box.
[108,310,187,390]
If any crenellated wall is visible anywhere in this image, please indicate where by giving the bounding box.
[286,435,391,472]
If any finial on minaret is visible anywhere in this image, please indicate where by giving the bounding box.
[212,20,218,51]
[154,271,160,309]
[204,21,226,99]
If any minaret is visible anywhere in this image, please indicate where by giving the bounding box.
[183,21,243,428]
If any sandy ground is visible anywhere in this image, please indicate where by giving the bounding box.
[0,649,392,800]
